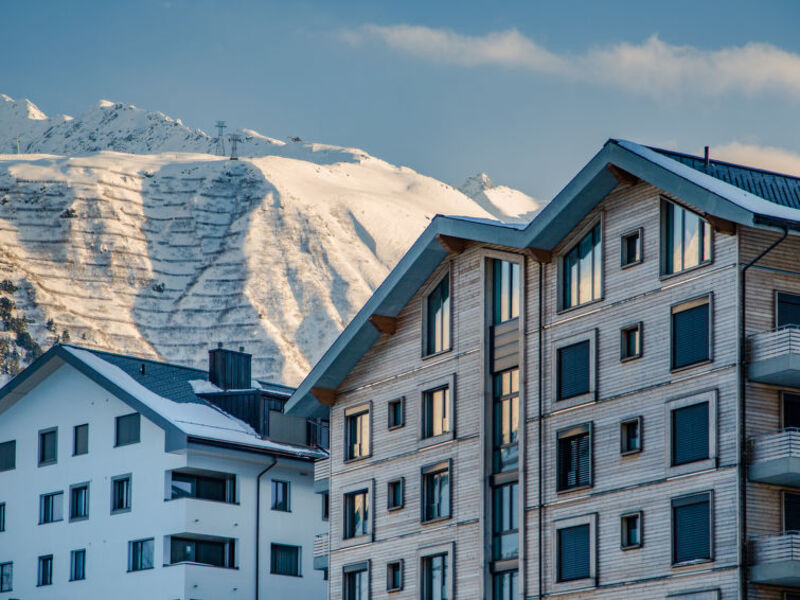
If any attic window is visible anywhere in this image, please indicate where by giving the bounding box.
[662,200,712,275]
[562,223,602,310]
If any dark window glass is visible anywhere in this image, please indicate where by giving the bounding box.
[171,471,231,503]
[39,429,57,465]
[621,231,641,267]
[492,481,519,560]
[672,494,711,563]
[322,492,329,521]
[671,402,709,465]
[620,325,641,360]
[785,393,800,429]
[70,484,89,520]
[307,418,329,449]
[493,259,520,324]
[785,492,800,532]
[426,274,451,355]
[672,301,710,369]
[493,369,519,473]
[388,480,403,510]
[778,293,800,327]
[423,386,450,439]
[563,223,602,309]
[37,555,53,586]
[170,537,231,568]
[387,560,403,591]
[557,341,590,400]
[557,524,590,582]
[422,553,448,600]
[557,429,591,491]
[0,440,14,472]
[344,490,370,539]
[664,201,712,275]
[272,480,290,511]
[0,562,11,592]
[271,544,300,576]
[70,549,86,581]
[112,477,131,512]
[388,399,404,429]
[130,539,154,571]
[345,409,370,459]
[344,567,368,600]
[492,570,518,600]
[621,418,641,454]
[39,491,63,524]
[621,513,642,548]
[0,503,5,532]
[115,413,140,447]
[422,464,450,521]
[73,424,88,456]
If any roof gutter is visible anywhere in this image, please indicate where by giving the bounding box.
[186,436,320,462]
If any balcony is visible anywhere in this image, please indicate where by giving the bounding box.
[748,326,800,386]
[313,532,329,570]
[750,532,800,587]
[749,429,800,487]
[314,457,330,493]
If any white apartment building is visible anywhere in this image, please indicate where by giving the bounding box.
[0,343,329,599]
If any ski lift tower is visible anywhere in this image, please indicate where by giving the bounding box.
[214,121,227,156]
[229,134,241,160]
[14,136,21,154]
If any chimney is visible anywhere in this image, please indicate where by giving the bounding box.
[208,344,252,390]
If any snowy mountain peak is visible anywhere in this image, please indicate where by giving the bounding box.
[459,172,541,223]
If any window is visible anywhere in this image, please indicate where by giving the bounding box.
[171,470,234,503]
[115,413,140,446]
[73,424,88,456]
[672,492,712,564]
[39,491,64,524]
[388,398,404,429]
[671,402,709,466]
[493,369,519,473]
[426,273,451,355]
[784,392,800,429]
[345,406,370,460]
[170,536,234,568]
[422,386,450,439]
[620,323,642,361]
[39,428,57,465]
[387,479,404,511]
[620,417,642,454]
[70,483,89,520]
[111,475,131,512]
[0,440,15,472]
[421,553,449,600]
[37,554,53,586]
[621,229,642,267]
[621,512,642,549]
[785,492,800,532]
[307,418,330,449]
[563,222,602,309]
[271,543,300,576]
[663,201,712,275]
[493,259,520,324]
[0,562,10,592]
[387,560,403,592]
[344,489,370,539]
[557,425,592,491]
[672,297,711,369]
[492,569,518,600]
[557,524,590,582]
[322,492,329,521]
[492,481,519,560]
[778,292,800,328]
[272,480,290,511]
[422,462,451,522]
[129,538,154,571]
[0,502,5,532]
[343,563,369,600]
[70,549,86,581]
[557,341,590,400]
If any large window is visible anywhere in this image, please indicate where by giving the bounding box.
[70,483,89,521]
[557,341,590,401]
[663,201,712,275]
[0,440,14,472]
[170,536,234,568]
[129,538,154,571]
[426,273,451,355]
[493,259,520,324]
[73,424,88,456]
[115,413,140,447]
[422,462,451,522]
[672,297,711,369]
[345,406,370,460]
[671,402,709,466]
[171,470,234,503]
[271,544,301,576]
[493,369,519,473]
[70,549,86,581]
[0,562,11,592]
[557,425,592,491]
[112,475,131,513]
[272,480,290,511]
[39,428,57,465]
[39,491,63,524]
[422,386,450,439]
[492,570,518,600]
[562,223,602,309]
[672,492,712,564]
[778,292,800,327]
[37,554,53,586]
[421,553,449,600]
[492,481,519,560]
[343,563,369,600]
[557,524,590,582]
[344,489,370,539]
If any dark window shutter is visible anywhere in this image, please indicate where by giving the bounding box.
[673,497,710,563]
[785,493,800,532]
[558,341,590,400]
[778,293,800,328]
[558,432,591,490]
[558,524,590,581]
[672,304,710,368]
[0,441,15,471]
[672,402,709,465]
[784,393,800,429]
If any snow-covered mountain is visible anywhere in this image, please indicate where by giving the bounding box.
[0,94,540,385]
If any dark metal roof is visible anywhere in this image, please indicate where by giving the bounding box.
[650,147,800,210]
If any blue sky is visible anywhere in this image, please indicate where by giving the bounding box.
[2,0,800,199]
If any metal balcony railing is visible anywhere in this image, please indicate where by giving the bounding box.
[749,532,800,586]
[314,532,330,558]
[749,428,800,487]
[748,326,800,386]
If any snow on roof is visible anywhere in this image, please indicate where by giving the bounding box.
[444,214,530,229]
[63,346,324,458]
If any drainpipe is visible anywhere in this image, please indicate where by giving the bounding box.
[537,262,545,599]
[255,457,278,600]
[739,226,788,600]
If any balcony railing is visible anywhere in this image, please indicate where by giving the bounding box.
[748,326,800,386]
[313,532,329,570]
[749,429,800,487]
[750,532,800,587]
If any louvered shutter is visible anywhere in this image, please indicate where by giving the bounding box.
[672,402,709,465]
[778,293,800,327]
[672,304,709,368]
[558,431,591,490]
[558,524,590,581]
[784,394,800,428]
[785,493,800,532]
[673,496,710,563]
[558,341,590,400]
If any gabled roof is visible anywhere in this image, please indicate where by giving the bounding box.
[286,138,800,417]
[0,344,324,460]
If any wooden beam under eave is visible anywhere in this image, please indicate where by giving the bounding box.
[311,387,336,406]
[705,214,737,235]
[369,314,398,335]
[525,248,552,263]
[436,234,467,254]
[607,164,639,186]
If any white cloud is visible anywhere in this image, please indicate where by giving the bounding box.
[713,142,800,177]
[343,25,800,99]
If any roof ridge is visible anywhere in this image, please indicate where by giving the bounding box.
[60,343,208,375]
[647,145,800,182]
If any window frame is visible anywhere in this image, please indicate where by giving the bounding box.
[111,474,132,514]
[387,397,405,430]
[670,294,713,372]
[342,484,372,543]
[37,554,53,587]
[115,413,141,447]
[270,543,302,577]
[0,440,14,472]
[387,478,404,511]
[556,423,593,493]
[620,227,643,269]
[73,423,89,456]
[418,543,454,600]
[69,481,90,522]
[70,548,86,582]
[421,459,452,523]
[660,198,713,278]
[271,479,291,512]
[422,266,453,358]
[128,537,155,572]
[665,390,717,476]
[559,219,604,312]
[551,513,597,593]
[418,374,456,447]
[776,290,800,328]
[491,258,521,325]
[0,561,11,592]
[491,479,519,562]
[39,490,64,524]
[344,402,372,462]
[169,535,235,568]
[620,416,643,455]
[781,391,800,429]
[492,367,520,474]
[620,511,643,550]
[342,560,370,600]
[552,330,597,409]
[671,491,714,566]
[619,322,643,362]
[170,469,235,504]
[386,559,404,592]
[38,427,57,466]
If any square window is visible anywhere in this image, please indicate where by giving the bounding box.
[425,273,451,355]
[272,480,290,511]
[671,402,709,466]
[620,323,642,361]
[344,489,370,539]
[115,413,140,447]
[343,564,369,600]
[345,405,370,460]
[422,386,450,439]
[562,222,602,309]
[621,512,642,549]
[39,491,63,524]
[70,483,89,520]
[422,462,451,522]
[387,479,404,511]
[73,424,88,456]
[421,553,449,600]
[388,398,404,429]
[387,560,403,592]
[620,418,642,455]
[270,543,301,576]
[111,475,131,513]
[0,440,15,472]
[557,341,590,400]
[557,425,592,492]
[0,562,11,592]
[672,492,712,564]
[39,428,57,465]
[37,554,53,586]
[671,297,711,370]
[557,524,590,582]
[70,549,86,581]
[129,538,154,571]
[662,200,712,275]
[621,229,642,267]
